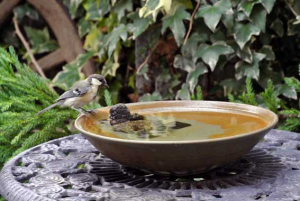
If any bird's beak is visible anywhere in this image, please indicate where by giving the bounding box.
[103,83,109,88]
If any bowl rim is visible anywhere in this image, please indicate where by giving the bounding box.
[75,100,278,144]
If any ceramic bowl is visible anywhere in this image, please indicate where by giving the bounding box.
[75,101,278,176]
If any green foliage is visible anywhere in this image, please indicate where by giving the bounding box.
[0,47,77,167]
[229,78,257,106]
[228,66,300,132]
[191,86,203,100]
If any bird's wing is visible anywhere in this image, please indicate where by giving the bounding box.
[56,80,90,102]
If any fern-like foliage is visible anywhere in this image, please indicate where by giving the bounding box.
[228,78,258,106]
[260,80,279,113]
[0,47,77,167]
[279,65,300,131]
[191,86,203,100]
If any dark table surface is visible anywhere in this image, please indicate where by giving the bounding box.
[0,129,300,201]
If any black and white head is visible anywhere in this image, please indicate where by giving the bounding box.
[87,74,109,88]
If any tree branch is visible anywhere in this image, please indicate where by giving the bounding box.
[183,0,201,45]
[284,0,298,17]
[136,41,160,74]
[13,15,47,79]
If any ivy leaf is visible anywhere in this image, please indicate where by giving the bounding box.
[271,19,284,37]
[139,0,172,20]
[285,77,300,92]
[196,41,234,71]
[288,19,300,36]
[78,17,93,38]
[186,62,208,92]
[233,22,260,49]
[196,0,232,32]
[235,52,265,80]
[13,4,39,21]
[102,43,120,77]
[139,91,162,102]
[113,0,133,21]
[176,83,191,100]
[182,33,208,60]
[174,54,195,73]
[24,27,58,54]
[238,0,260,17]
[105,24,128,57]
[53,52,93,88]
[229,39,255,63]
[250,5,267,32]
[69,0,84,18]
[259,0,276,13]
[221,9,234,33]
[128,11,153,39]
[102,59,120,77]
[162,7,190,46]
[258,45,275,61]
[275,84,297,100]
[84,27,103,51]
[83,0,110,20]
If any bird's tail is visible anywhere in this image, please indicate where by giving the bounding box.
[37,102,62,115]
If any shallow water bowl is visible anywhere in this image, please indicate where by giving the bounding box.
[75,101,278,176]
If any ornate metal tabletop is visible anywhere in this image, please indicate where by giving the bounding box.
[0,129,300,201]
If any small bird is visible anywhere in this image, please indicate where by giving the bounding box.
[37,74,109,115]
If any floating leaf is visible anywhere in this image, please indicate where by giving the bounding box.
[186,62,208,92]
[196,0,232,32]
[176,83,191,100]
[196,41,234,71]
[235,52,265,80]
[233,22,260,49]
[250,5,267,32]
[128,11,153,39]
[270,19,284,37]
[162,7,190,46]
[258,45,275,61]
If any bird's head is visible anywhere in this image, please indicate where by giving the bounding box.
[87,74,109,88]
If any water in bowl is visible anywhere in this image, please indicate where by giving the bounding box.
[83,111,268,141]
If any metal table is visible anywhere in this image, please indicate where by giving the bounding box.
[0,129,300,201]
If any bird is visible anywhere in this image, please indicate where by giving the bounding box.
[37,74,109,115]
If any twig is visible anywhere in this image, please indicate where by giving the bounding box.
[136,41,160,73]
[13,15,47,79]
[183,0,201,45]
[284,0,298,17]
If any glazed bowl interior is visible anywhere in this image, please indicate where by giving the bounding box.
[75,101,278,176]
